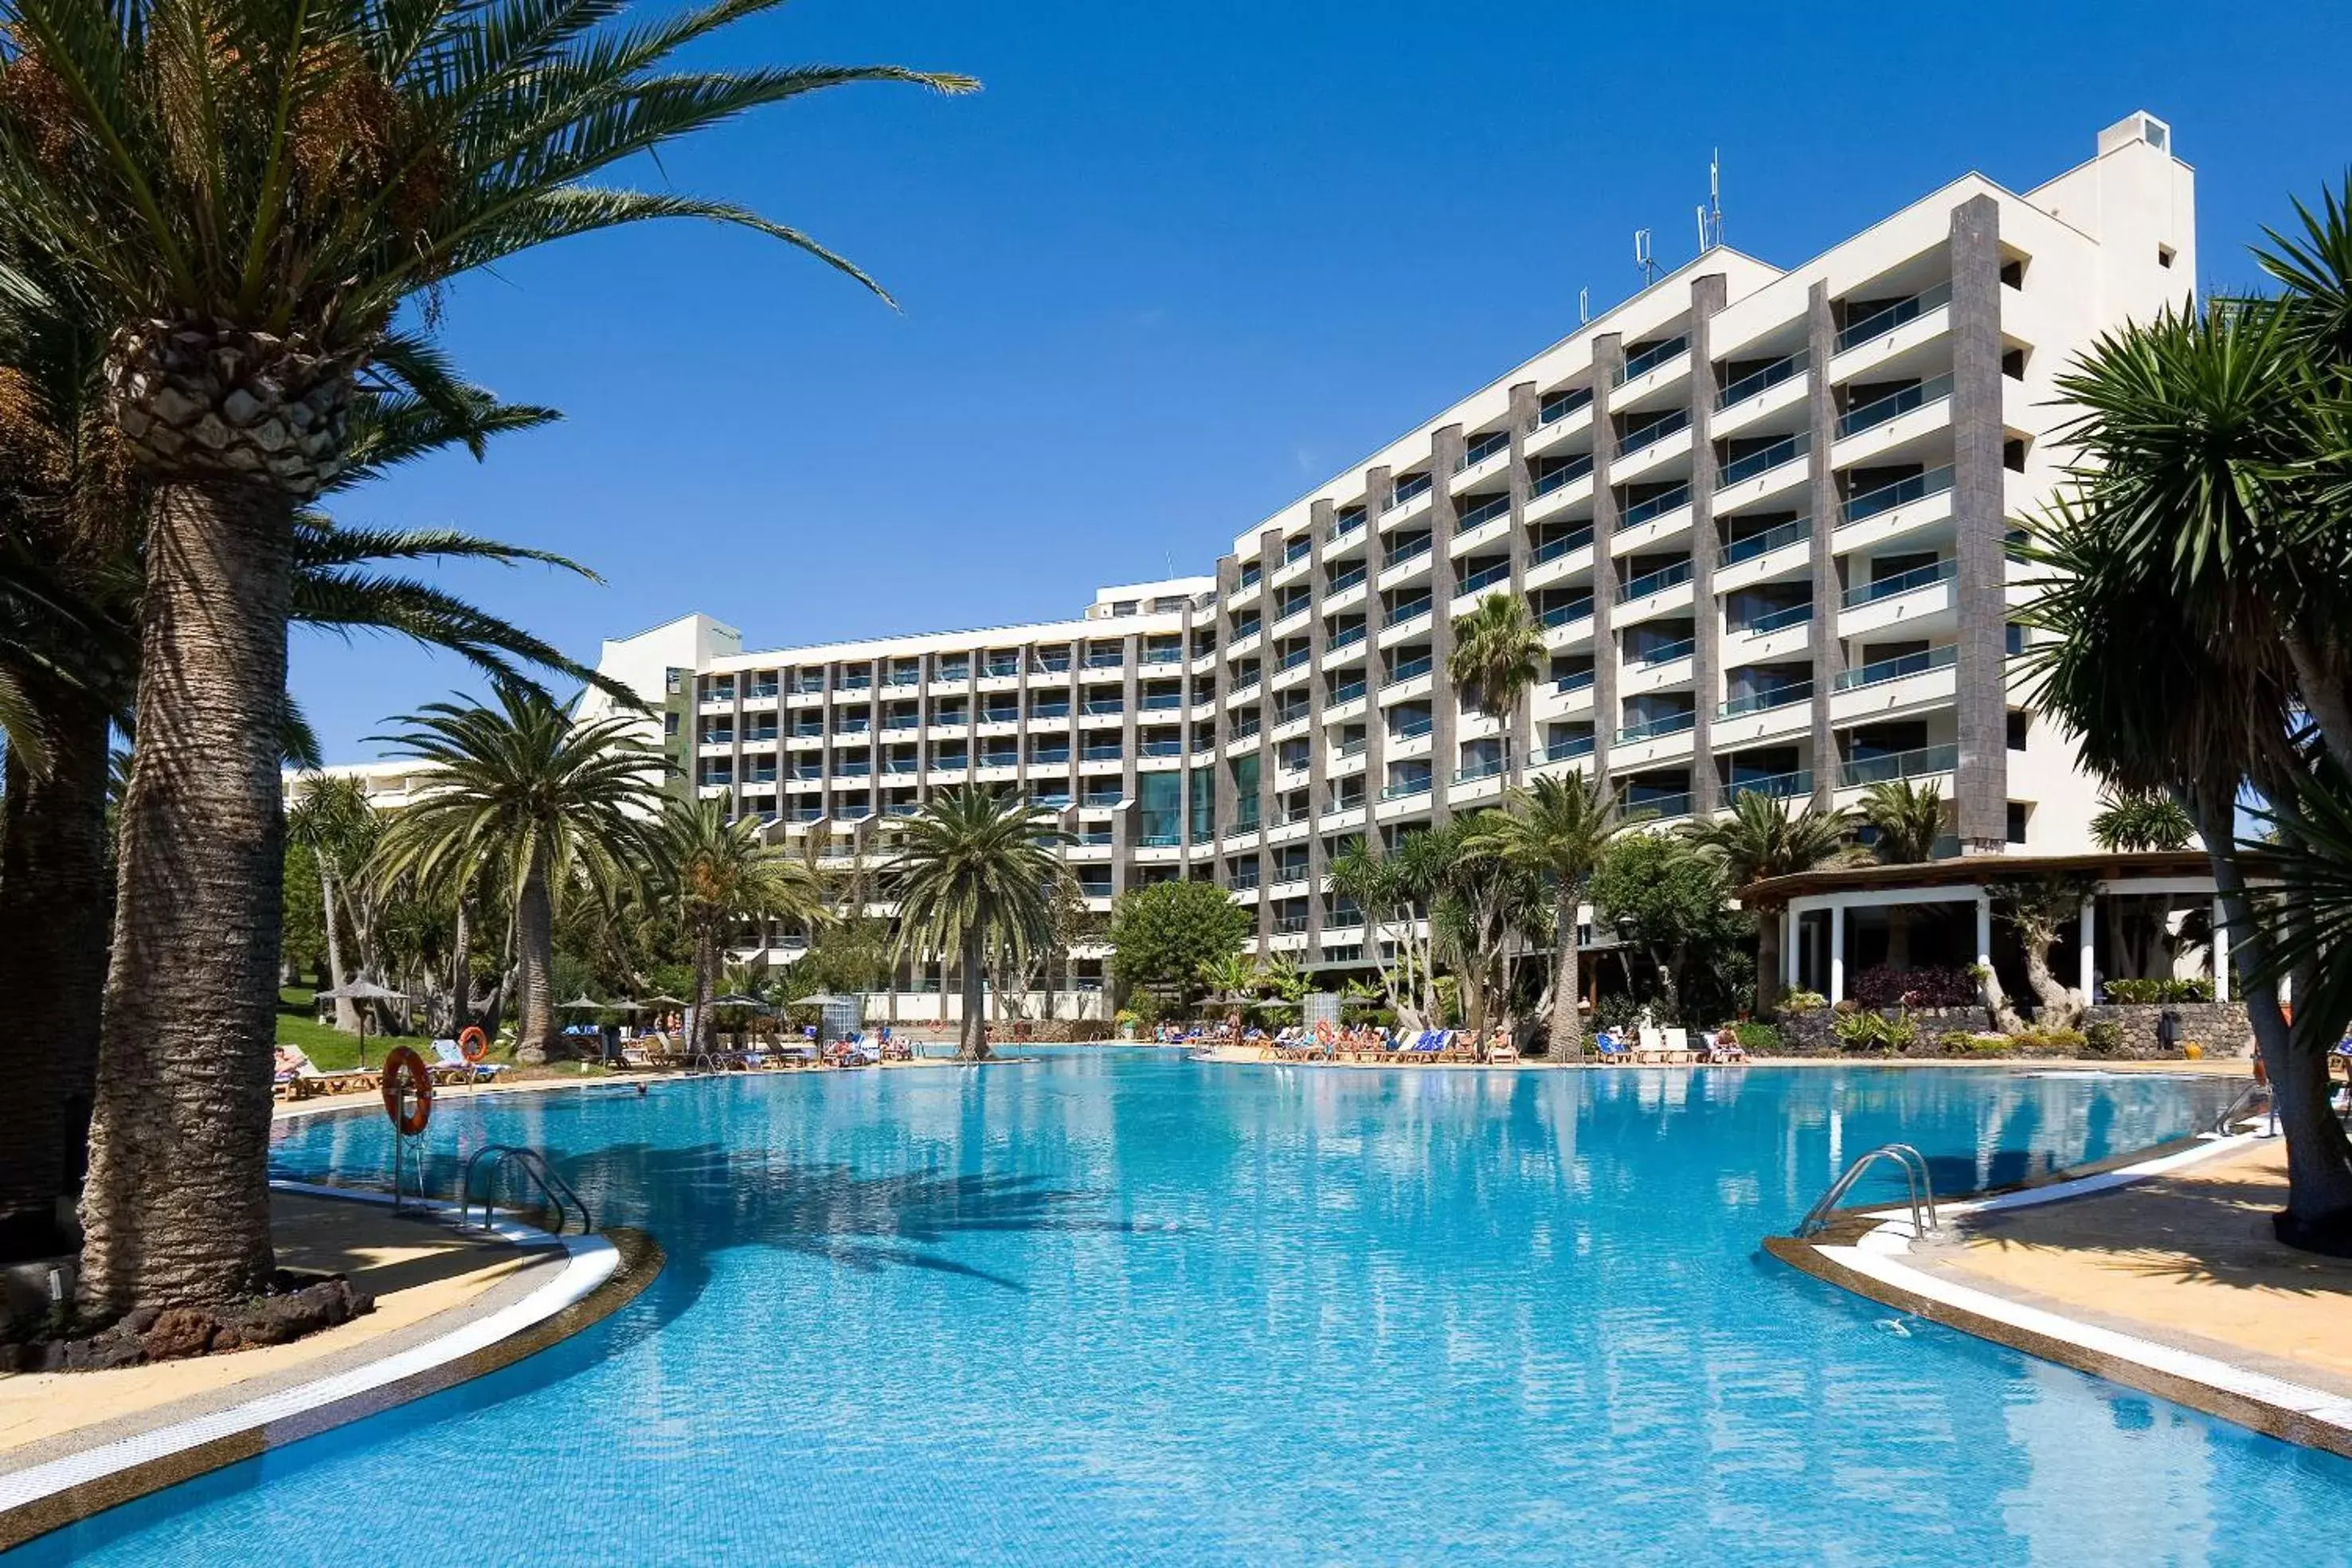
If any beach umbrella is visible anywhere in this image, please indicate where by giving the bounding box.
[789,992,859,1007]
[557,994,609,1011]
[314,977,408,1045]
[639,994,690,1009]
[709,993,769,1009]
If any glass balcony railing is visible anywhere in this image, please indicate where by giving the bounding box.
[1231,719,1262,740]
[1456,432,1511,470]
[1082,792,1122,809]
[1330,624,1367,651]
[1617,709,1696,743]
[1727,770,1814,803]
[1030,747,1071,765]
[1555,667,1595,695]
[1284,538,1313,565]
[1238,565,1262,588]
[937,667,970,683]
[1386,598,1432,628]
[1278,647,1311,671]
[1231,671,1262,693]
[1081,743,1121,761]
[1618,558,1693,603]
[1842,557,1956,608]
[1532,455,1594,500]
[1390,473,1433,510]
[1839,463,1955,525]
[1382,776,1434,800]
[1834,643,1959,690]
[1457,561,1512,596]
[1141,831,1182,848]
[1539,386,1595,425]
[1327,565,1367,595]
[1139,740,1183,758]
[1384,535,1433,570]
[1336,736,1368,759]
[1616,409,1690,459]
[1722,430,1810,485]
[1835,281,1954,354]
[1334,510,1365,537]
[1458,493,1512,530]
[1273,598,1311,625]
[1614,334,1689,385]
[749,683,779,701]
[1540,599,1594,630]
[1030,703,1070,721]
[886,669,922,686]
[1390,716,1434,741]
[1032,656,1071,675]
[1142,646,1184,664]
[984,659,1019,678]
[1332,679,1367,704]
[1737,601,1814,636]
[1719,682,1812,718]
[1631,637,1695,668]
[1622,792,1693,823]
[1386,656,1434,684]
[1839,743,1960,788]
[1274,706,1312,728]
[931,756,969,771]
[1722,516,1811,565]
[1083,699,1125,716]
[1230,809,1260,833]
[1837,373,1952,440]
[1531,526,1594,566]
[1717,348,1809,411]
[1454,757,1505,784]
[1622,482,1693,530]
[1540,734,1595,764]
[1141,694,1184,712]
[1270,913,1310,935]
[1232,619,1262,642]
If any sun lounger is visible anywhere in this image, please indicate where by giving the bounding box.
[1661,1027,1695,1064]
[431,1039,508,1085]
[1403,1029,1449,1061]
[1591,1030,1634,1065]
[1635,1026,1670,1064]
[272,1046,377,1100]
[1437,1030,1479,1062]
[1486,1031,1520,1063]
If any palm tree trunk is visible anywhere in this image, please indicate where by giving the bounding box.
[450,900,472,1037]
[79,479,294,1319]
[1548,890,1579,1057]
[317,859,358,1032]
[958,930,989,1061]
[515,846,558,1065]
[691,924,718,1051]
[0,682,111,1260]
[2284,632,2352,776]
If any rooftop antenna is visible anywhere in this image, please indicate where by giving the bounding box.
[1706,150,1724,250]
[1578,287,1590,325]
[1634,228,1656,288]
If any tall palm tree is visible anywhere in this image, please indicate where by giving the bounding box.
[285,772,379,1029]
[2088,790,2196,852]
[1481,772,1616,1052]
[648,793,826,1049]
[1327,839,1418,1026]
[889,787,1066,1061]
[0,0,971,1315]
[1685,791,1850,1016]
[370,689,663,1066]
[1447,592,1547,784]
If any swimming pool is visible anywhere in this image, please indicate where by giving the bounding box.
[22,1057,2352,1564]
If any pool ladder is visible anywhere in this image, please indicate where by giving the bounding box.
[461,1144,593,1237]
[2212,1079,2273,1136]
[1794,1144,1939,1241]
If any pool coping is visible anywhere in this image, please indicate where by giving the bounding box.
[1765,1132,2352,1461]
[0,1185,663,1554]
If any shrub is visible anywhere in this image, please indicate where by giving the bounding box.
[1735,1022,1782,1054]
[1779,991,1827,1015]
[2084,1020,2124,1054]
[2013,1026,2088,1053]
[1939,1030,2013,1057]
[2101,977,2215,1004]
[1833,1010,1917,1052]
[1851,964,1979,1010]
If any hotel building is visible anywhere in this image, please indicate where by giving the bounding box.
[568,113,2195,1015]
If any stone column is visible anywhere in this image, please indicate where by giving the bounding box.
[1589,336,1623,786]
[1806,283,1842,811]
[1364,464,1392,838]
[1305,499,1334,956]
[1254,526,1283,950]
[1505,381,1539,780]
[1951,194,2010,853]
[1113,631,1140,897]
[1687,273,1728,815]
[1427,426,1463,823]
[1211,553,1240,845]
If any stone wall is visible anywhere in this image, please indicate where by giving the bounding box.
[1761,1001,2246,1061]
[2082,1001,2252,1061]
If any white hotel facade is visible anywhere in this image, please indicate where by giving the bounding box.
[555,114,2194,1014]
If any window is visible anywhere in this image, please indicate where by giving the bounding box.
[2003,437,2028,473]
[2006,710,2030,751]
[664,712,679,737]
[2158,244,2176,269]
[2005,622,2025,657]
[1999,258,2025,289]
[2001,346,2026,380]
[2006,802,2030,844]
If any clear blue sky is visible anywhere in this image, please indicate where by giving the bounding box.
[299,0,2352,760]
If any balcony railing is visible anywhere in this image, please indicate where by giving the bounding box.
[1837,373,1953,440]
[1722,430,1810,486]
[1532,455,1594,499]
[1081,743,1122,761]
[1541,599,1595,631]
[1386,598,1432,628]
[1617,558,1693,604]
[1456,432,1511,470]
[1727,770,1814,802]
[1330,624,1367,651]
[1334,510,1365,537]
[1270,913,1310,935]
[1381,776,1434,800]
[1031,747,1071,765]
[1238,565,1261,588]
[1331,679,1367,704]
[1327,564,1367,595]
[1835,281,1954,354]
[1737,601,1814,636]
[1539,386,1594,425]
[1539,734,1595,764]
[1622,482,1692,530]
[1840,742,1960,788]
[1139,740,1183,758]
[1722,516,1811,565]
[1030,703,1070,721]
[1833,643,1959,690]
[1458,561,1512,596]
[1385,656,1434,684]
[1390,716,1434,740]
[1337,736,1368,758]
[1631,636,1695,668]
[1717,348,1809,411]
[1531,526,1594,566]
[1616,409,1690,459]
[1141,831,1182,848]
[1284,538,1313,565]
[1454,758,1505,784]
[1142,646,1184,664]
[1842,557,1956,608]
[1616,710,1696,744]
[1458,493,1512,530]
[1622,792,1693,823]
[937,667,971,684]
[1719,681,1812,718]
[1555,667,1595,695]
[1083,698,1126,716]
[984,659,1019,678]
[1390,473,1433,509]
[1614,334,1689,385]
[886,669,922,686]
[1384,535,1433,569]
[1278,647,1311,671]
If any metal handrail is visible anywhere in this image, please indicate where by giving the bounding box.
[1795,1143,1939,1239]
[2213,1079,2272,1136]
[463,1144,592,1236]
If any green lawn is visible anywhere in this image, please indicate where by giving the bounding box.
[278,987,429,1070]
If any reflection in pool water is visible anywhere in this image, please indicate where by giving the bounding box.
[22,1057,2352,1566]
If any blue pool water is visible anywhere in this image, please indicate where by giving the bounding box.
[22,1056,2352,1565]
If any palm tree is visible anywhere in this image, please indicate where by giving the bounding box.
[2088,789,2196,852]
[889,787,1068,1060]
[285,773,380,1030]
[1855,777,1944,969]
[1327,840,1417,1026]
[1479,772,1616,1053]
[370,689,663,1066]
[648,794,826,1050]
[1448,592,1548,784]
[1684,792,1850,1017]
[2,0,970,1315]
[1197,950,1263,1015]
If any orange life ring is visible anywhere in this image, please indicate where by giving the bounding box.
[457,1026,488,1064]
[381,1046,434,1136]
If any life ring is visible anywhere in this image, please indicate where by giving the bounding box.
[381,1046,434,1136]
[457,1026,488,1064]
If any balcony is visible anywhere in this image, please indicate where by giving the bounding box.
[1457,560,1511,596]
[1531,454,1594,501]
[1622,482,1692,530]
[1277,646,1311,671]
[1630,636,1694,670]
[1390,715,1434,741]
[1141,645,1184,666]
[1456,431,1511,471]
[1138,739,1183,759]
[1614,334,1689,385]
[1842,557,1955,609]
[1722,430,1810,486]
[1383,534,1433,571]
[1837,374,1952,441]
[1839,742,1959,788]
[1737,601,1814,636]
[1081,741,1122,762]
[1386,655,1434,685]
[1727,770,1814,802]
[1835,282,1953,355]
[1719,682,1812,719]
[1616,409,1690,460]
[1722,517,1810,567]
[1031,747,1071,765]
[1539,735,1595,764]
[1331,678,1368,704]
[1454,758,1505,785]
[1390,472,1433,510]
[1622,792,1693,823]
[1538,387,1594,426]
[1458,492,1511,530]
[1540,598,1595,631]
[1531,526,1595,566]
[1617,710,1696,744]
[1029,702,1071,721]
[1617,558,1693,604]
[1381,776,1434,800]
[1082,698,1126,717]
[1327,564,1367,596]
[984,658,1020,679]
[1834,643,1959,690]
[1554,668,1595,697]
[1385,596,1432,628]
[1717,348,1808,411]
